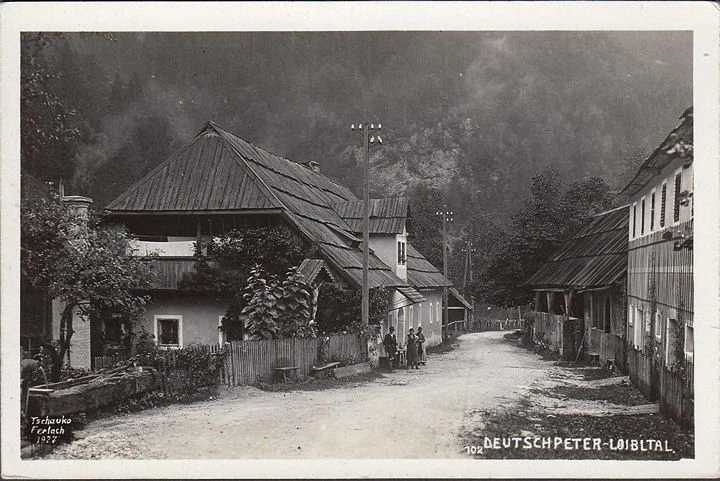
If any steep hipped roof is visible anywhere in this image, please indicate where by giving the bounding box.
[406,242,453,288]
[107,122,406,289]
[332,197,409,234]
[526,205,629,290]
[621,107,693,197]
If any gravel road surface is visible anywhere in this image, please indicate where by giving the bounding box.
[48,331,554,459]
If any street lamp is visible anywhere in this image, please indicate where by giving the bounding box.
[351,122,383,325]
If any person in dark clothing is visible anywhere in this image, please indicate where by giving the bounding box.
[406,328,419,369]
[416,326,426,365]
[383,326,398,369]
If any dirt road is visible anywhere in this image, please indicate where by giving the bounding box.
[49,331,556,459]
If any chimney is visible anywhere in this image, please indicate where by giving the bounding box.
[302,160,320,173]
[62,195,93,237]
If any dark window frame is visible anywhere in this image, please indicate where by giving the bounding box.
[157,317,180,346]
[650,191,655,231]
[641,198,646,235]
[673,172,682,223]
[660,183,667,228]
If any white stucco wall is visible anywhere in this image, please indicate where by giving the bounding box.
[376,288,443,357]
[369,228,407,281]
[629,157,693,241]
[137,294,230,347]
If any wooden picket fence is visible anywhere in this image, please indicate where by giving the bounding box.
[222,334,366,387]
[93,334,365,388]
[93,354,128,370]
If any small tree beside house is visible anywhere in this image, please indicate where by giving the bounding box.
[21,191,156,381]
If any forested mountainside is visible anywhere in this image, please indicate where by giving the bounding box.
[21,31,691,304]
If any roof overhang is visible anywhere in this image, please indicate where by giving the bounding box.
[396,286,427,305]
[449,287,473,310]
[105,208,284,216]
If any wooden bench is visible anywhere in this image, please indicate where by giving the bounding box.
[587,352,600,366]
[311,362,340,377]
[273,366,300,382]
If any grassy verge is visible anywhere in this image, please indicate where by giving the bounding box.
[462,332,695,459]
[543,383,650,406]
[426,331,462,355]
[254,372,383,392]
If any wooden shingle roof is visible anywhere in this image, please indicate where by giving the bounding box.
[449,287,473,310]
[332,197,409,235]
[107,122,406,289]
[406,242,453,288]
[526,206,629,290]
[621,107,693,197]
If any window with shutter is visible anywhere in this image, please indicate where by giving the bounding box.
[660,183,667,228]
[641,198,645,235]
[673,172,682,222]
[650,191,655,231]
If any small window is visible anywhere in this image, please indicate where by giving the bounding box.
[640,197,646,235]
[634,307,643,349]
[429,302,433,323]
[650,191,656,231]
[684,325,694,361]
[673,172,682,223]
[397,241,406,265]
[654,312,662,341]
[603,297,611,333]
[155,315,182,348]
[660,183,667,228]
[632,204,637,238]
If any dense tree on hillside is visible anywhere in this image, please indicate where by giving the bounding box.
[471,168,616,307]
[21,33,80,183]
[406,184,445,268]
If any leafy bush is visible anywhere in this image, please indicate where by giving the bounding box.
[128,340,224,394]
[242,265,315,340]
[315,284,389,334]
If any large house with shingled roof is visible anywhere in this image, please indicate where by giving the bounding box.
[80,120,468,365]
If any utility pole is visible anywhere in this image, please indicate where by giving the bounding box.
[351,122,383,325]
[462,240,477,293]
[436,207,453,340]
[462,240,477,331]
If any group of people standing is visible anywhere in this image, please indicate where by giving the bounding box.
[382,326,426,370]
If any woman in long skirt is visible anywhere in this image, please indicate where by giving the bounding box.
[416,326,426,365]
[406,328,419,369]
